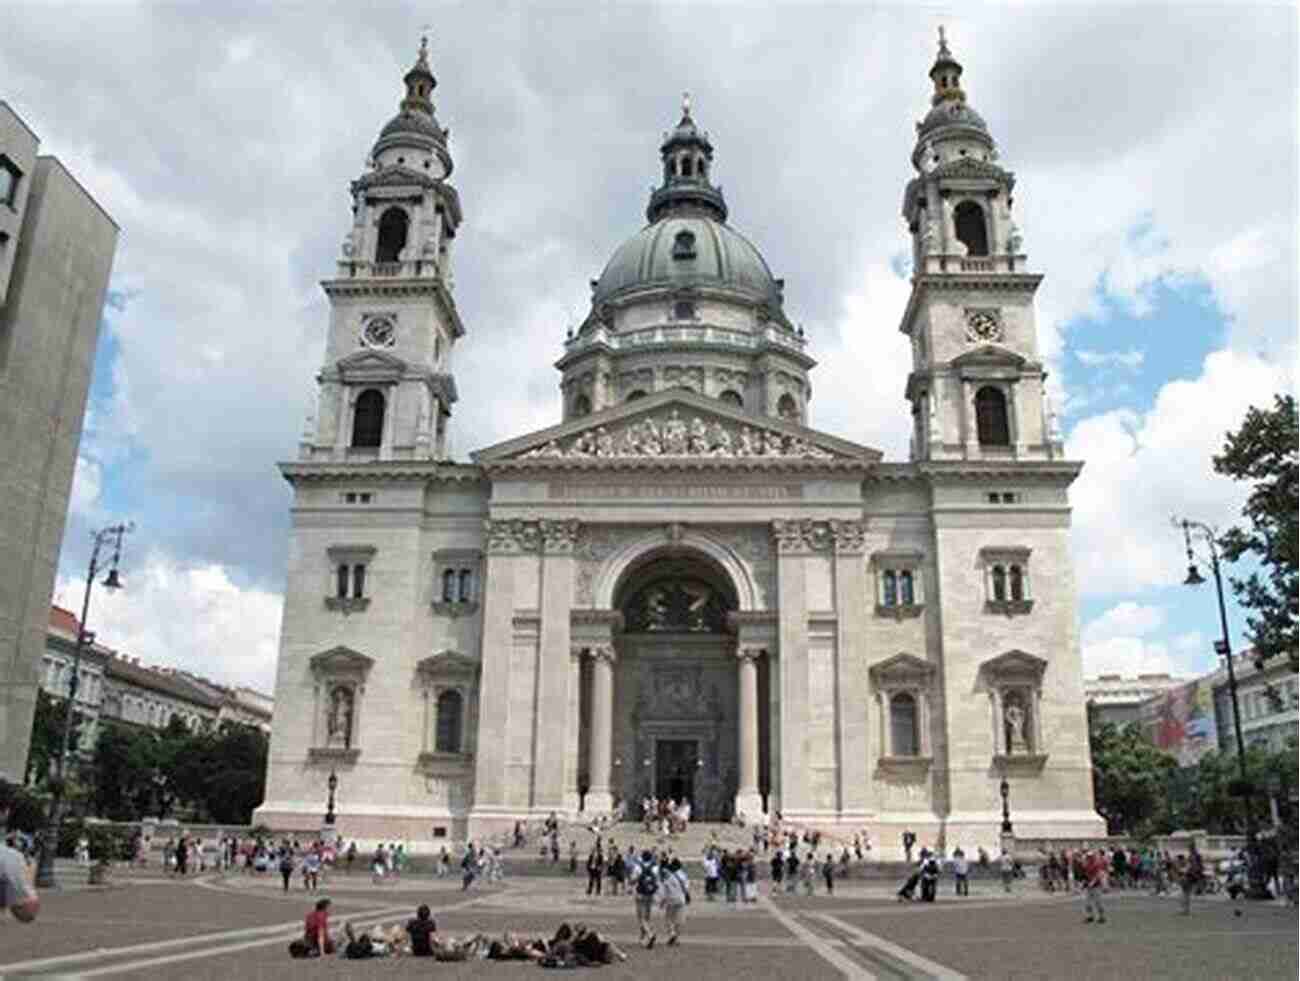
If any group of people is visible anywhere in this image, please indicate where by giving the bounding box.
[640,796,691,835]
[291,898,629,966]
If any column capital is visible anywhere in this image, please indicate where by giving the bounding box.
[771,518,832,554]
[829,518,867,554]
[540,518,582,554]
[484,518,541,554]
[735,646,765,664]
[589,644,617,665]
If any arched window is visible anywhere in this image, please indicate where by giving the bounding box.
[626,390,647,402]
[991,565,1007,602]
[336,565,349,599]
[375,207,409,263]
[667,158,677,178]
[882,570,898,607]
[351,563,366,599]
[672,231,697,260]
[953,201,989,256]
[890,693,919,757]
[442,569,456,603]
[718,389,743,408]
[435,690,463,753]
[352,389,385,448]
[681,156,693,178]
[1009,565,1024,602]
[458,569,473,603]
[899,570,915,606]
[777,393,799,421]
[974,386,1010,446]
[698,157,708,179]
[572,394,591,417]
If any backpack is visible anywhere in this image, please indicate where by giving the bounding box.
[636,867,658,897]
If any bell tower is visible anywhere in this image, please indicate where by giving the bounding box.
[898,29,1062,463]
[304,36,465,463]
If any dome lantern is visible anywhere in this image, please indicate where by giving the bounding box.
[371,35,452,176]
[646,93,728,224]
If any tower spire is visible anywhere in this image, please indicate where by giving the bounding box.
[929,25,965,106]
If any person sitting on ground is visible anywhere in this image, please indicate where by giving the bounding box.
[406,904,437,957]
[342,921,379,959]
[571,921,629,964]
[488,931,549,961]
[303,898,335,956]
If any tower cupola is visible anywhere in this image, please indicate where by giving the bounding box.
[372,36,453,177]
[646,94,728,223]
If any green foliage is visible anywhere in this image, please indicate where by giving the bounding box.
[1090,722,1178,835]
[0,783,47,834]
[1213,393,1299,672]
[89,717,268,824]
[25,689,87,786]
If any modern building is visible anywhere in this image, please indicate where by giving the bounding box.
[0,100,119,783]
[1084,672,1187,730]
[257,34,1105,848]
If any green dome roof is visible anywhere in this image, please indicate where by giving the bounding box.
[592,215,781,306]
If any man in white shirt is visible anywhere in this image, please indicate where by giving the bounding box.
[952,847,970,896]
[658,857,691,946]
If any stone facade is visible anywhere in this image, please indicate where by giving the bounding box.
[0,102,119,783]
[256,35,1105,851]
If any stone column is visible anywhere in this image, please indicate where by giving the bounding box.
[535,519,580,811]
[830,519,869,820]
[585,645,616,814]
[734,647,764,819]
[771,520,810,817]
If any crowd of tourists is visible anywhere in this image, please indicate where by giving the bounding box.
[290,898,631,965]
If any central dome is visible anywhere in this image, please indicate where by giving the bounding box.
[592,215,781,306]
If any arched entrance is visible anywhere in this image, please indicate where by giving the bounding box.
[598,547,753,821]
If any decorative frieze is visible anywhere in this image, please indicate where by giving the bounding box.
[540,518,582,554]
[521,408,833,460]
[771,518,832,554]
[828,518,867,554]
[484,518,541,554]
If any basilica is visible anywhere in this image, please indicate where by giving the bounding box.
[255,33,1105,850]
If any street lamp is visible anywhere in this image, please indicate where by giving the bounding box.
[1176,516,1272,900]
[324,769,338,826]
[36,521,132,890]
[1000,772,1013,834]
[152,770,171,821]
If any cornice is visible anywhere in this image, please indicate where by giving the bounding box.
[917,460,1083,483]
[280,460,486,485]
[482,456,872,476]
[897,272,1043,336]
[321,275,465,338]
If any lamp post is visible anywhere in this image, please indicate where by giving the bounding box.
[1177,517,1272,900]
[35,521,132,890]
[324,769,338,826]
[1000,773,1013,834]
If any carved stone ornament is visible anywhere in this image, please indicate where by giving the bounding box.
[520,407,833,461]
[541,518,582,553]
[828,519,867,554]
[484,518,542,554]
[771,519,834,554]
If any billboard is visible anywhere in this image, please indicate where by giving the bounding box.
[1141,679,1218,766]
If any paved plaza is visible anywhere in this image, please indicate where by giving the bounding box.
[0,864,1295,980]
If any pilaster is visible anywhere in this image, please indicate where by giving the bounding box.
[830,518,870,819]
[771,519,811,814]
[534,518,581,810]
[470,519,522,815]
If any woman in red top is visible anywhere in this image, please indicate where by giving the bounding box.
[304,898,335,955]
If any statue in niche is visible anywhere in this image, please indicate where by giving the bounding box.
[1003,701,1027,754]
[327,686,354,749]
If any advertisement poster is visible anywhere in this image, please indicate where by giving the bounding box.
[1142,680,1218,766]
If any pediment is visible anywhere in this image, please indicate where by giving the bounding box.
[330,349,408,381]
[982,649,1047,680]
[416,650,480,678]
[473,388,879,467]
[869,653,936,685]
[310,646,375,678]
[950,344,1030,370]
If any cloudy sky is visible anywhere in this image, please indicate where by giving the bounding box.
[4,3,1294,694]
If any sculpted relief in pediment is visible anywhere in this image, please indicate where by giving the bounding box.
[520,408,833,461]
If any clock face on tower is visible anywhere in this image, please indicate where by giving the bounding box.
[361,316,396,349]
[964,308,1003,343]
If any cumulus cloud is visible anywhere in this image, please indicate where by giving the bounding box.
[1075,348,1144,370]
[1080,603,1207,678]
[1068,348,1290,597]
[55,551,282,694]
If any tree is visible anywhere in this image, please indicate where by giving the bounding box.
[1090,722,1178,836]
[92,722,159,821]
[1213,393,1298,672]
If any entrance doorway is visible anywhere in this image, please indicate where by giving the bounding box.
[655,739,698,808]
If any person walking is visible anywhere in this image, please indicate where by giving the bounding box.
[659,857,691,946]
[1083,849,1107,924]
[920,852,940,903]
[279,848,295,892]
[953,847,969,896]
[304,849,321,893]
[999,849,1014,894]
[633,850,659,948]
[586,844,605,896]
[770,848,785,896]
[822,853,835,895]
[785,849,800,895]
[703,850,719,900]
[1179,847,1204,915]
